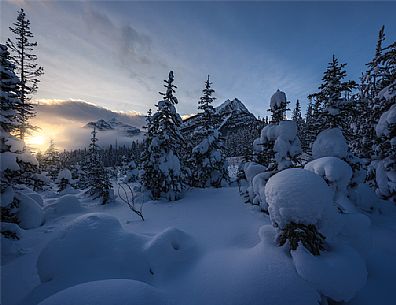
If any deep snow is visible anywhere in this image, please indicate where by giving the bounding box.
[1,185,396,305]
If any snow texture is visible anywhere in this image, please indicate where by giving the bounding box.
[37,279,170,305]
[54,195,83,215]
[265,168,332,228]
[16,192,44,229]
[305,157,352,195]
[312,128,348,159]
[292,243,367,302]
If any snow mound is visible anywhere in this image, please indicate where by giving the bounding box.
[305,157,352,194]
[144,227,199,280]
[312,128,348,159]
[37,279,170,305]
[55,195,83,215]
[265,168,332,228]
[56,169,72,181]
[25,192,44,207]
[251,171,272,209]
[349,183,381,212]
[16,192,44,229]
[37,213,199,295]
[291,244,367,302]
[243,162,266,184]
[37,213,149,284]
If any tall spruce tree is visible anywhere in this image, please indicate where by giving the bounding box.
[0,44,21,134]
[189,76,229,188]
[141,71,186,200]
[303,98,316,152]
[7,8,44,139]
[308,55,356,135]
[86,127,113,204]
[292,99,305,148]
[40,139,60,180]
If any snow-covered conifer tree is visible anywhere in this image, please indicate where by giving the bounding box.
[308,55,356,136]
[189,76,228,188]
[56,168,74,193]
[141,71,186,200]
[40,139,60,180]
[7,8,44,139]
[0,44,21,134]
[292,99,305,148]
[86,127,113,204]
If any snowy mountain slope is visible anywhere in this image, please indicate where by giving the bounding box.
[2,186,396,305]
[86,118,141,137]
[182,98,258,134]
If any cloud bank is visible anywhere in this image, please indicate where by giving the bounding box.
[29,100,146,151]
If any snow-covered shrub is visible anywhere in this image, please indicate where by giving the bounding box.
[265,168,332,255]
[264,168,368,301]
[254,120,301,172]
[305,157,352,197]
[1,129,44,237]
[55,168,74,193]
[265,168,332,230]
[312,128,348,160]
[123,160,139,183]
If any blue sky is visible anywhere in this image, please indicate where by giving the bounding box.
[1,0,396,118]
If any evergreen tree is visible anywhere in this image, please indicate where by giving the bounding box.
[189,76,229,188]
[302,98,316,152]
[56,168,74,193]
[86,127,113,204]
[7,8,44,139]
[292,99,305,148]
[0,44,21,134]
[40,139,60,180]
[268,89,290,123]
[308,55,356,135]
[141,71,186,200]
[361,26,386,99]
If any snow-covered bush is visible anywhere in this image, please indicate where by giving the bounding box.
[264,168,368,302]
[312,128,348,160]
[55,168,74,193]
[265,168,332,232]
[248,118,301,208]
[1,129,44,237]
[123,160,139,183]
[305,157,352,197]
[254,120,301,172]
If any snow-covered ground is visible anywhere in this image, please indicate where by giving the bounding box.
[1,185,396,305]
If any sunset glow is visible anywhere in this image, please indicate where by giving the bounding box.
[25,134,48,152]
